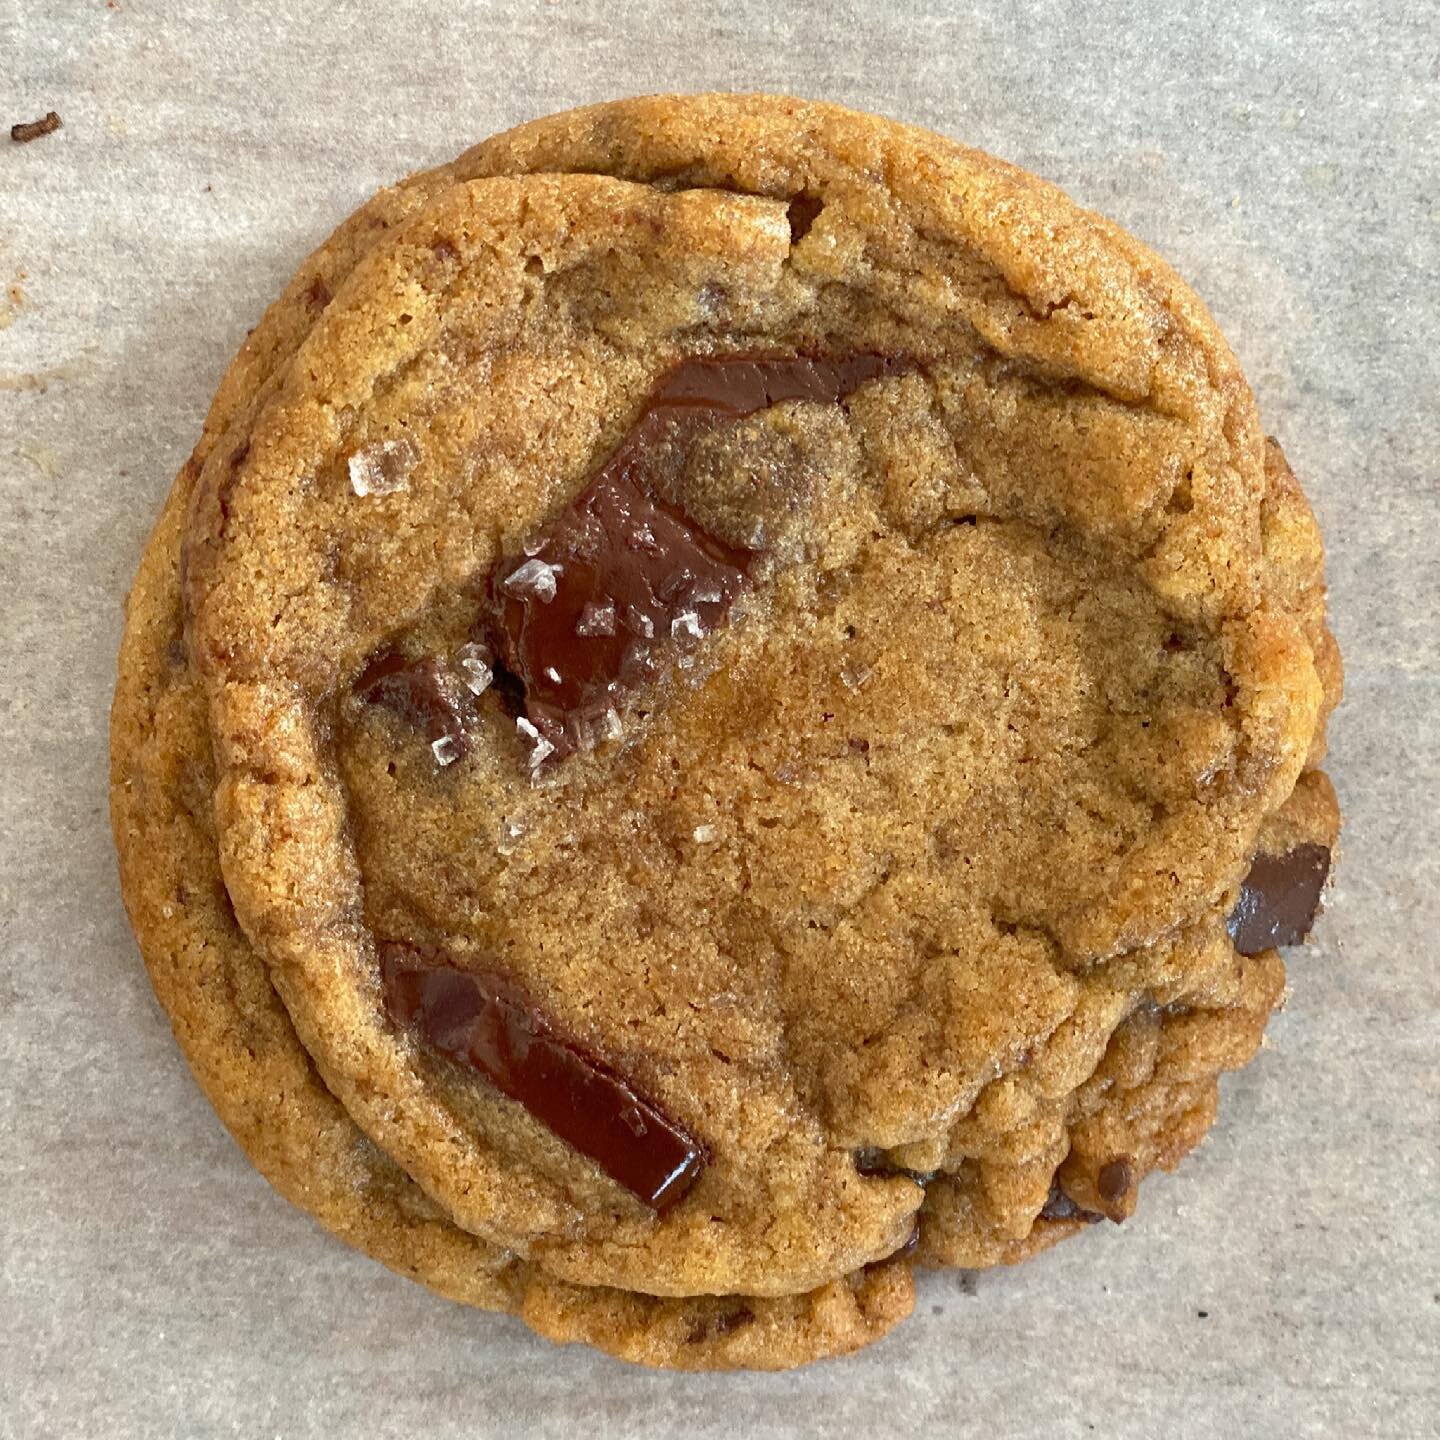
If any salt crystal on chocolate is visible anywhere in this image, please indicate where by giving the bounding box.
[576,601,617,637]
[623,606,656,639]
[454,642,493,695]
[501,557,563,603]
[517,716,556,769]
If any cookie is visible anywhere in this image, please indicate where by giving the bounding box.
[112,94,1341,1367]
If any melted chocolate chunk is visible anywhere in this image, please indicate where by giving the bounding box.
[487,470,750,756]
[787,194,824,244]
[380,943,705,1212]
[1226,843,1331,955]
[1038,1176,1102,1225]
[355,650,472,763]
[651,352,892,415]
[483,352,897,757]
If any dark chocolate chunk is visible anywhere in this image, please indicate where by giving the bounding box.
[483,353,897,758]
[651,352,893,416]
[1226,843,1331,955]
[1097,1157,1135,1204]
[380,943,706,1212]
[10,111,61,143]
[1038,1176,1102,1225]
[355,650,472,764]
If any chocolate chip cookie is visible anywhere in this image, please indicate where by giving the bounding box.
[111,94,1341,1368]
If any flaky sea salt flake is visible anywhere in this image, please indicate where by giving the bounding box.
[576,600,617,637]
[623,605,655,639]
[501,557,562,603]
[454,642,493,695]
[692,824,718,844]
[431,734,461,767]
[517,716,556,769]
[671,610,704,641]
[347,438,417,498]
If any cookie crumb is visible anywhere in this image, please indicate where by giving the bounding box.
[11,111,62,144]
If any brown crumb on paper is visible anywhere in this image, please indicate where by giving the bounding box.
[11,112,62,144]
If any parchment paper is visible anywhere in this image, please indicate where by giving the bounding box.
[2,2,1436,1435]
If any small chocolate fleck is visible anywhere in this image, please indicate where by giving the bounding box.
[355,650,472,761]
[1226,843,1331,954]
[893,1220,922,1261]
[786,194,824,244]
[686,1304,755,1344]
[1097,1157,1135,1204]
[853,1148,936,1184]
[380,943,705,1212]
[1039,1176,1102,1225]
[11,111,61,144]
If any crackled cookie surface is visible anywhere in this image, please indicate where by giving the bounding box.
[112,94,1340,1367]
